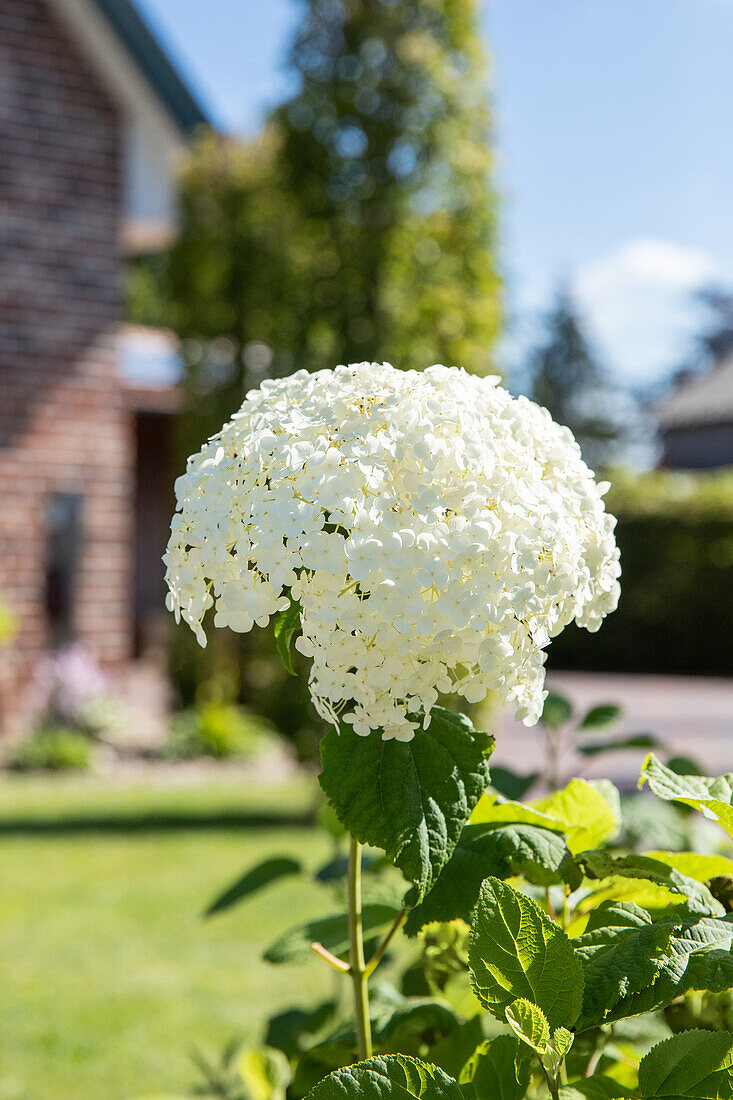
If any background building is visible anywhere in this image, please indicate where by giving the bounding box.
[656,356,733,469]
[0,0,205,732]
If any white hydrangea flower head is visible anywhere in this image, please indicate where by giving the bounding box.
[165,363,620,742]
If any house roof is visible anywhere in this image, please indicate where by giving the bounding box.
[656,356,733,430]
[90,0,209,134]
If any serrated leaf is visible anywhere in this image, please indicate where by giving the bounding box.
[579,733,661,757]
[459,1035,533,1100]
[305,1054,463,1100]
[552,1027,574,1061]
[640,755,733,841]
[263,903,399,964]
[601,913,733,1025]
[405,822,580,935]
[583,900,655,935]
[505,998,550,1053]
[578,876,685,916]
[273,599,302,676]
[579,704,622,730]
[573,901,673,1030]
[469,876,584,1028]
[560,1080,633,1100]
[533,778,620,853]
[205,857,302,917]
[638,1029,733,1098]
[238,1048,292,1100]
[542,692,573,729]
[577,851,724,917]
[471,778,620,854]
[319,708,494,898]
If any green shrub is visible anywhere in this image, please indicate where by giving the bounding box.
[549,467,733,675]
[7,728,92,772]
[168,619,323,761]
[164,703,277,761]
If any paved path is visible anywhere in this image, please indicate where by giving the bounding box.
[491,671,733,791]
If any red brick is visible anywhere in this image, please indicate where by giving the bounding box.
[0,0,134,734]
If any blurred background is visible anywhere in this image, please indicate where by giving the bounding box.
[0,1,732,1097]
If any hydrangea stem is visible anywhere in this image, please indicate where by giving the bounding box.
[348,837,373,1060]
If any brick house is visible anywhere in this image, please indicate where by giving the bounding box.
[0,0,207,733]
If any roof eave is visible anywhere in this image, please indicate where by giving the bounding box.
[91,0,210,136]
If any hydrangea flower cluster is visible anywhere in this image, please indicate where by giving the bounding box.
[165,363,620,742]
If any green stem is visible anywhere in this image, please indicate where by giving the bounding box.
[348,837,373,1060]
[366,907,406,977]
[538,1058,560,1100]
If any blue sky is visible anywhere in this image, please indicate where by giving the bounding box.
[137,0,733,386]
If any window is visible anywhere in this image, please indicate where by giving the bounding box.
[45,493,83,645]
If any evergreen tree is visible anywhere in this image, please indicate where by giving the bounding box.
[527,291,622,470]
[694,286,733,365]
[275,0,501,372]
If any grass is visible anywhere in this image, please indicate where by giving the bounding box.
[0,772,338,1100]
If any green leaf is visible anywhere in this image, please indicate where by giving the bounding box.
[263,903,399,964]
[317,800,347,839]
[579,704,622,730]
[319,708,494,898]
[542,692,573,729]
[428,1017,484,1079]
[470,778,620,854]
[374,999,462,1057]
[205,857,302,917]
[579,734,662,757]
[578,877,686,916]
[471,794,561,829]
[490,766,540,800]
[638,1030,733,1098]
[533,779,621,853]
[405,822,580,935]
[573,901,673,1030]
[469,876,584,1028]
[551,1027,574,1063]
[305,1055,464,1100]
[577,851,724,917]
[459,1036,533,1100]
[601,913,733,1025]
[310,992,462,1066]
[265,1000,337,1059]
[645,851,733,882]
[238,1048,292,1100]
[583,899,656,934]
[505,998,550,1053]
[560,1080,633,1100]
[640,754,733,841]
[273,599,302,676]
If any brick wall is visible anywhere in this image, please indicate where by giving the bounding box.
[0,0,132,732]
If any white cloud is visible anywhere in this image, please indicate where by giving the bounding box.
[572,239,718,384]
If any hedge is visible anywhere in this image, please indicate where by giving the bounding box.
[547,468,733,676]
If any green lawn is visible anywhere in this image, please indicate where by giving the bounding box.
[0,772,336,1100]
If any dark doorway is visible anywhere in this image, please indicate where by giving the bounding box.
[134,412,174,657]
